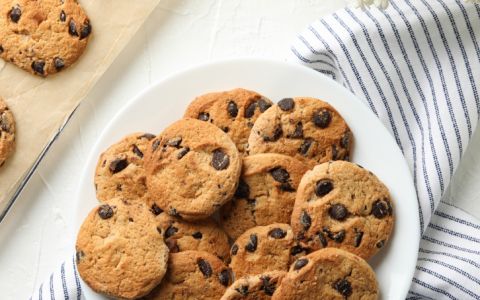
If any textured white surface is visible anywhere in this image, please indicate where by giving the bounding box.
[0,1,478,299]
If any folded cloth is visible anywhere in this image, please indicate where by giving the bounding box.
[291,0,480,299]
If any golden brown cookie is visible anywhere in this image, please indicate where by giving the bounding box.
[291,161,394,260]
[0,98,15,167]
[229,224,295,279]
[247,97,351,167]
[76,198,169,299]
[156,212,231,261]
[146,250,232,300]
[0,0,92,76]
[145,118,241,221]
[221,271,286,300]
[220,153,308,240]
[272,248,378,300]
[184,88,273,153]
[94,133,155,203]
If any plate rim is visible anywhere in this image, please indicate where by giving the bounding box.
[73,57,420,299]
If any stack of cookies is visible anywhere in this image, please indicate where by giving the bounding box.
[76,88,394,299]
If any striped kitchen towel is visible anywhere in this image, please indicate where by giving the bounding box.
[291,0,480,299]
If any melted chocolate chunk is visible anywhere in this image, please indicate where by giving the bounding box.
[268,228,287,239]
[109,158,128,174]
[315,179,333,197]
[245,234,258,252]
[227,101,238,117]
[211,149,230,170]
[294,258,308,270]
[278,98,294,111]
[197,258,213,278]
[98,204,114,219]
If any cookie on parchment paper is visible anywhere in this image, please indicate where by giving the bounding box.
[0,0,92,76]
[0,98,15,168]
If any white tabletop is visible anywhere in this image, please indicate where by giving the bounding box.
[1,1,479,299]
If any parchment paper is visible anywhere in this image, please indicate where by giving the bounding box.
[0,0,161,218]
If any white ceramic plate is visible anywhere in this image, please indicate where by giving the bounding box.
[74,58,420,299]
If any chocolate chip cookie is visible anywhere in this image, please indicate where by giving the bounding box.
[94,133,155,203]
[272,248,378,300]
[220,153,308,240]
[76,198,169,299]
[229,223,295,279]
[221,271,286,300]
[247,97,351,167]
[156,212,231,261]
[0,0,92,76]
[146,250,232,299]
[291,161,394,260]
[0,98,15,167]
[145,118,241,221]
[184,88,273,153]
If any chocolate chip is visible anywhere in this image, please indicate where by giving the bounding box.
[334,279,352,297]
[341,131,351,149]
[76,250,85,262]
[152,139,160,151]
[245,102,257,118]
[372,200,389,219]
[315,179,333,197]
[60,10,66,22]
[299,138,313,155]
[245,234,258,252]
[169,208,181,218]
[280,182,295,192]
[80,20,92,40]
[261,276,277,296]
[270,167,290,183]
[289,122,303,139]
[329,204,348,221]
[109,158,128,174]
[235,180,250,198]
[333,230,345,243]
[54,57,65,71]
[177,147,189,159]
[167,137,182,147]
[258,98,272,112]
[197,258,213,278]
[219,269,231,287]
[31,61,45,75]
[222,127,229,133]
[278,98,294,111]
[156,227,162,234]
[376,240,385,248]
[150,203,163,215]
[236,285,249,296]
[313,109,332,128]
[290,245,306,256]
[211,149,230,170]
[231,244,239,255]
[294,258,309,270]
[263,126,283,142]
[132,144,143,158]
[165,239,179,253]
[268,228,287,239]
[198,112,209,121]
[164,225,178,238]
[9,6,21,23]
[318,231,328,247]
[354,231,364,247]
[227,101,238,117]
[69,19,78,36]
[0,45,3,54]
[128,217,134,222]
[98,204,114,219]
[300,211,312,230]
[141,133,156,140]
[192,231,202,239]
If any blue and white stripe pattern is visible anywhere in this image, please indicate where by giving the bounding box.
[30,255,82,300]
[291,0,480,299]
